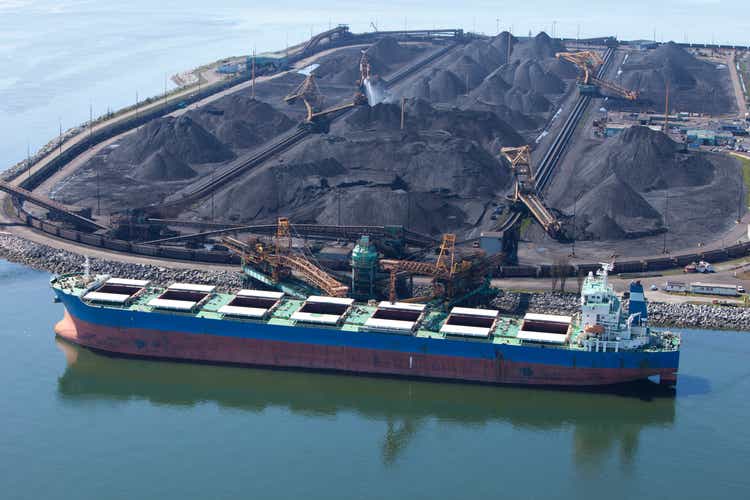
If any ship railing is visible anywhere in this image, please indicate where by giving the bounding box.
[583,339,621,353]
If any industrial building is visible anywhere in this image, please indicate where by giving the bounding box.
[689,282,739,296]
[686,129,734,146]
[664,281,687,293]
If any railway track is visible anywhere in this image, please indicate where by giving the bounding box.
[145,221,436,247]
[496,47,616,233]
[162,127,311,208]
[0,180,107,231]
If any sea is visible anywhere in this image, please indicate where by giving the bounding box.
[1,1,750,499]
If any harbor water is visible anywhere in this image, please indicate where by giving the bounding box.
[2,0,749,167]
[1,260,750,499]
[1,2,750,498]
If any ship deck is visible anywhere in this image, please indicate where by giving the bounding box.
[52,275,680,353]
[119,287,529,345]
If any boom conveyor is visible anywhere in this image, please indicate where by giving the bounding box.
[556,50,639,101]
[500,146,562,239]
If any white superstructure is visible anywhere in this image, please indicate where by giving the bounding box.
[578,264,651,352]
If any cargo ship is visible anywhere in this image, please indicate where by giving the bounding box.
[51,264,680,387]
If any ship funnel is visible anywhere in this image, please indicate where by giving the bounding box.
[628,280,647,325]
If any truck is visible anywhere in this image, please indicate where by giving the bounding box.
[685,261,713,273]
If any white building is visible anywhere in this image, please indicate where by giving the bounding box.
[689,282,739,296]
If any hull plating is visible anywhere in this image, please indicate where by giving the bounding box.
[54,304,679,387]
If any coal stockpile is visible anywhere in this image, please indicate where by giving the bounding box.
[399,32,575,132]
[187,95,295,150]
[509,32,565,63]
[134,151,197,181]
[574,175,664,237]
[344,99,523,152]
[573,126,715,193]
[124,115,235,166]
[53,96,295,211]
[183,100,522,236]
[614,42,735,113]
[547,126,742,242]
[313,37,423,86]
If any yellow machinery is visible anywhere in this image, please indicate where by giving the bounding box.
[223,217,349,297]
[284,73,324,122]
[500,145,562,238]
[380,234,500,303]
[556,50,639,101]
[284,50,370,125]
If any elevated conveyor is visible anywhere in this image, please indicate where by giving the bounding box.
[500,146,561,238]
[0,180,107,231]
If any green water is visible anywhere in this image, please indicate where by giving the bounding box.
[1,260,749,499]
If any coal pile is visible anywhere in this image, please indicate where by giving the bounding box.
[121,115,234,166]
[503,59,566,94]
[313,37,423,86]
[574,174,664,237]
[445,55,490,89]
[489,32,515,65]
[190,134,508,236]
[186,95,295,150]
[465,67,539,130]
[510,32,566,62]
[366,36,414,64]
[572,126,714,192]
[615,42,735,113]
[134,151,196,181]
[53,96,295,211]
[461,39,505,71]
[401,32,575,131]
[185,100,523,236]
[344,99,523,152]
[411,68,464,102]
[548,126,741,241]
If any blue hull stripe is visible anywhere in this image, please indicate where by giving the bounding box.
[56,291,680,371]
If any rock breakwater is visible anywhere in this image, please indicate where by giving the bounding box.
[0,233,242,290]
[2,233,750,330]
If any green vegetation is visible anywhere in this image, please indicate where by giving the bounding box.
[740,156,750,202]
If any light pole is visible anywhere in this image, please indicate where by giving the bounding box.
[570,195,578,257]
[661,189,669,253]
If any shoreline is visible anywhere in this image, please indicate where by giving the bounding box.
[3,232,748,331]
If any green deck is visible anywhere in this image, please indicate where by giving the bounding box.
[53,274,680,353]
[56,278,534,346]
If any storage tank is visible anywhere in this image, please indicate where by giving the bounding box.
[351,235,378,299]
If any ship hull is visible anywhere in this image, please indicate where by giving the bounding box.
[53,292,679,387]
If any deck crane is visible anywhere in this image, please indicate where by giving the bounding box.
[555,50,639,101]
[500,145,562,238]
[222,218,349,297]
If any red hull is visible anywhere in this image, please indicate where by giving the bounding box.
[55,311,676,386]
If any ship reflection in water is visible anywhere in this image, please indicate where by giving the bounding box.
[56,339,676,468]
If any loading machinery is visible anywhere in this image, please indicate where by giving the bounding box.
[283,72,325,123]
[223,218,349,298]
[556,50,639,101]
[500,145,562,238]
[380,234,504,304]
[283,51,370,128]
